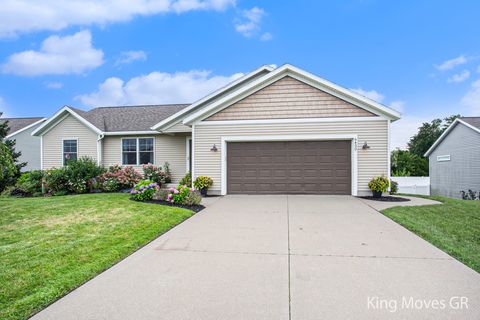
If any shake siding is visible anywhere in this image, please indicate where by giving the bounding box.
[42,115,97,169]
[102,134,188,184]
[164,122,192,133]
[207,76,375,121]
[194,120,388,195]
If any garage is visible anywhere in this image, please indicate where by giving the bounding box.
[226,140,351,194]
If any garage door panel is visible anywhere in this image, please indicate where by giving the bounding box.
[227,140,351,195]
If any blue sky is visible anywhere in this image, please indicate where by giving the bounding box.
[0,0,479,148]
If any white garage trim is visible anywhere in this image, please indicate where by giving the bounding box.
[220,134,358,196]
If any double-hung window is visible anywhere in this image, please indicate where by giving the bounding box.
[122,138,154,165]
[63,139,78,165]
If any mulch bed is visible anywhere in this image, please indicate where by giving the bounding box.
[133,199,205,213]
[359,196,411,202]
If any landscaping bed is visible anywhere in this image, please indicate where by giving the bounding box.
[139,199,205,213]
[359,196,410,202]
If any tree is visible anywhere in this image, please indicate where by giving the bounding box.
[407,114,461,157]
[391,149,428,176]
[0,113,26,191]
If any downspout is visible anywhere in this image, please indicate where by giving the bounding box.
[97,133,105,166]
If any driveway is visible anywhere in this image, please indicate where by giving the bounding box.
[32,195,480,320]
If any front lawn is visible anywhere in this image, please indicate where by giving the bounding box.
[382,195,480,272]
[0,193,194,320]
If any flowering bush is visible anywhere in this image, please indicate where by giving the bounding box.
[154,185,201,205]
[142,163,171,186]
[98,165,141,192]
[179,172,191,187]
[130,180,159,201]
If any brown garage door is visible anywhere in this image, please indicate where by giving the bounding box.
[227,140,351,194]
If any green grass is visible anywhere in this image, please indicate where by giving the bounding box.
[0,193,194,320]
[382,195,480,272]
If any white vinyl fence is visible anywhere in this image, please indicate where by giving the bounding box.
[391,177,430,196]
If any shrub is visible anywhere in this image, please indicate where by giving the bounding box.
[44,168,69,193]
[183,189,202,206]
[130,180,159,201]
[64,157,104,193]
[368,176,390,193]
[154,185,201,205]
[179,172,191,187]
[193,176,213,190]
[98,165,142,192]
[163,162,172,183]
[15,170,44,195]
[390,180,398,195]
[142,163,170,186]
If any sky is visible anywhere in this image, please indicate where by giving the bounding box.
[0,0,479,149]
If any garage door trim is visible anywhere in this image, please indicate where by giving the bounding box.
[220,134,358,196]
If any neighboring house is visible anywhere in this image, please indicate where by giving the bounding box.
[32,64,401,196]
[1,117,47,171]
[424,117,480,198]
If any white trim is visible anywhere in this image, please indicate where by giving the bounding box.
[219,134,358,196]
[192,125,196,182]
[40,135,43,170]
[424,118,480,156]
[196,116,385,126]
[62,138,79,166]
[150,65,274,131]
[120,136,156,166]
[32,106,102,136]
[38,113,69,136]
[104,131,159,136]
[5,118,47,139]
[185,136,192,172]
[387,119,391,192]
[183,64,401,125]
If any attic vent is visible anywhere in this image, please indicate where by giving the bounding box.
[437,155,451,162]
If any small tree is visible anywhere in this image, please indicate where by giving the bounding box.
[0,113,26,191]
[391,149,428,176]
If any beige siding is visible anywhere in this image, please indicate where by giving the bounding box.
[164,121,192,133]
[207,76,375,121]
[102,134,188,184]
[42,115,98,169]
[194,120,388,195]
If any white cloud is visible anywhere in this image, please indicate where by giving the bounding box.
[76,70,244,107]
[389,100,405,113]
[0,96,13,118]
[0,0,236,37]
[2,30,104,76]
[461,79,480,114]
[447,70,470,83]
[235,7,267,38]
[435,55,467,71]
[45,82,63,89]
[115,50,147,66]
[350,88,385,103]
[390,116,430,151]
[260,32,272,41]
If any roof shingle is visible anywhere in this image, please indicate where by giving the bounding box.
[0,117,45,135]
[69,104,190,132]
[460,117,480,130]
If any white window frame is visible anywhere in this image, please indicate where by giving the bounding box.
[220,134,358,196]
[121,137,155,166]
[62,138,79,166]
[437,155,451,162]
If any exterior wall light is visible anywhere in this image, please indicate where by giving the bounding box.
[362,142,370,150]
[210,144,218,152]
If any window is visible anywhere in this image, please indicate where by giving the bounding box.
[63,139,78,165]
[122,138,154,165]
[437,155,451,162]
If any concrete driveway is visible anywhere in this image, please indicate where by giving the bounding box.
[32,195,480,320]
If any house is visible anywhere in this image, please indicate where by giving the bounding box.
[424,117,480,198]
[1,117,47,171]
[32,64,401,196]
